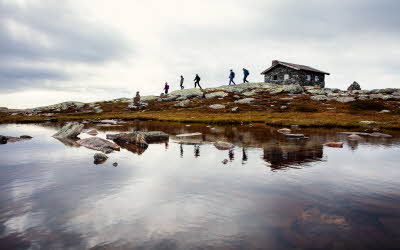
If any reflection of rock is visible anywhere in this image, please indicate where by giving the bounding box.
[54,137,81,147]
[214,141,235,150]
[176,132,202,137]
[77,137,120,153]
[263,143,323,169]
[94,153,108,164]
[324,142,343,148]
[53,122,84,139]
[348,134,363,140]
[116,142,148,155]
[0,135,33,144]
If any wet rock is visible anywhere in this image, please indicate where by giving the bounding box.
[209,104,225,109]
[94,153,108,164]
[348,134,363,140]
[52,122,84,139]
[0,135,8,144]
[205,91,228,99]
[234,98,255,104]
[277,128,291,134]
[231,107,239,112]
[369,132,392,138]
[379,110,390,113]
[86,129,98,136]
[324,142,343,148]
[113,162,118,167]
[214,142,235,150]
[77,137,121,153]
[347,81,361,91]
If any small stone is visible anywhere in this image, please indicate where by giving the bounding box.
[280,105,288,110]
[360,121,377,125]
[277,128,291,134]
[209,104,225,109]
[231,107,239,112]
[222,159,229,164]
[113,162,118,167]
[379,110,390,113]
[94,153,108,164]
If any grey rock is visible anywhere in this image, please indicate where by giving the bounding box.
[347,81,361,91]
[209,104,225,109]
[310,95,328,101]
[53,122,84,139]
[77,137,121,154]
[113,162,118,167]
[360,121,377,125]
[234,98,255,104]
[379,110,390,113]
[0,135,8,144]
[205,91,228,99]
[174,100,191,107]
[231,107,239,112]
[369,132,392,138]
[332,97,355,103]
[285,134,306,138]
[277,128,291,134]
[94,153,108,164]
[93,106,103,113]
[348,134,363,140]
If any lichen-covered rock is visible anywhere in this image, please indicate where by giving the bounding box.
[209,104,225,109]
[205,91,228,99]
[174,100,191,107]
[310,95,328,101]
[281,84,304,94]
[170,88,203,98]
[94,153,108,164]
[53,122,84,139]
[234,98,255,104]
[347,81,361,91]
[77,137,120,153]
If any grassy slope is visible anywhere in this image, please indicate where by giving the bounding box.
[1,91,400,129]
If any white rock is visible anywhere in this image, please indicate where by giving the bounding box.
[310,95,328,101]
[174,100,191,107]
[234,98,255,104]
[205,91,228,99]
[209,104,225,109]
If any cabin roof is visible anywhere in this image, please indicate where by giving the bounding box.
[261,60,330,75]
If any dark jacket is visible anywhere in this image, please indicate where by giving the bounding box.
[229,71,235,79]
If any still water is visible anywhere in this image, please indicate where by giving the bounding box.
[1,121,400,250]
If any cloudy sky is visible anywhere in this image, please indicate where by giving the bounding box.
[1,0,399,108]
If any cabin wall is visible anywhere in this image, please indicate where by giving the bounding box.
[263,65,325,87]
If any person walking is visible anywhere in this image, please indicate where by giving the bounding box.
[180,75,184,90]
[229,69,236,85]
[194,74,202,89]
[164,82,170,94]
[243,68,249,83]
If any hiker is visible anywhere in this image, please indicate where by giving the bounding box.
[164,82,170,94]
[180,75,184,90]
[243,68,249,83]
[229,69,236,85]
[133,91,141,105]
[194,74,202,89]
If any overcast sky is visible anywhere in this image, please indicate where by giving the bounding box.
[1,0,399,108]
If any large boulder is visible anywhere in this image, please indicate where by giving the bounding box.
[53,122,84,139]
[347,81,361,91]
[281,84,304,94]
[77,137,120,153]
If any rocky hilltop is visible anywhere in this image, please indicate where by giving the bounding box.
[1,82,400,129]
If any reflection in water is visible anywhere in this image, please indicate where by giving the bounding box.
[1,122,400,250]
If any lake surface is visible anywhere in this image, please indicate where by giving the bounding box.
[1,121,400,250]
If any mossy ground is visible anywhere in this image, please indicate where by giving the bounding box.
[1,92,400,130]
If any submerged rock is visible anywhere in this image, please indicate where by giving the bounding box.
[77,137,120,153]
[214,142,235,150]
[53,122,84,139]
[94,153,108,164]
[324,142,343,148]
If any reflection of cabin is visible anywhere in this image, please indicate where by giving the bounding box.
[261,60,330,88]
[263,144,323,169]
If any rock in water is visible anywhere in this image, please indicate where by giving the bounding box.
[324,142,344,148]
[348,134,363,140]
[94,153,108,164]
[277,128,291,134]
[113,162,118,167]
[133,131,169,143]
[86,129,99,136]
[0,135,8,144]
[77,137,120,153]
[214,142,235,150]
[53,122,84,139]
[348,81,361,91]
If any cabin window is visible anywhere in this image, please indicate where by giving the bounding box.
[284,74,289,80]
[315,76,319,81]
[306,75,311,81]
[273,75,278,80]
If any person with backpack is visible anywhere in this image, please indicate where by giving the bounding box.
[180,75,184,90]
[194,74,202,89]
[229,69,236,85]
[243,68,249,83]
[164,82,170,94]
